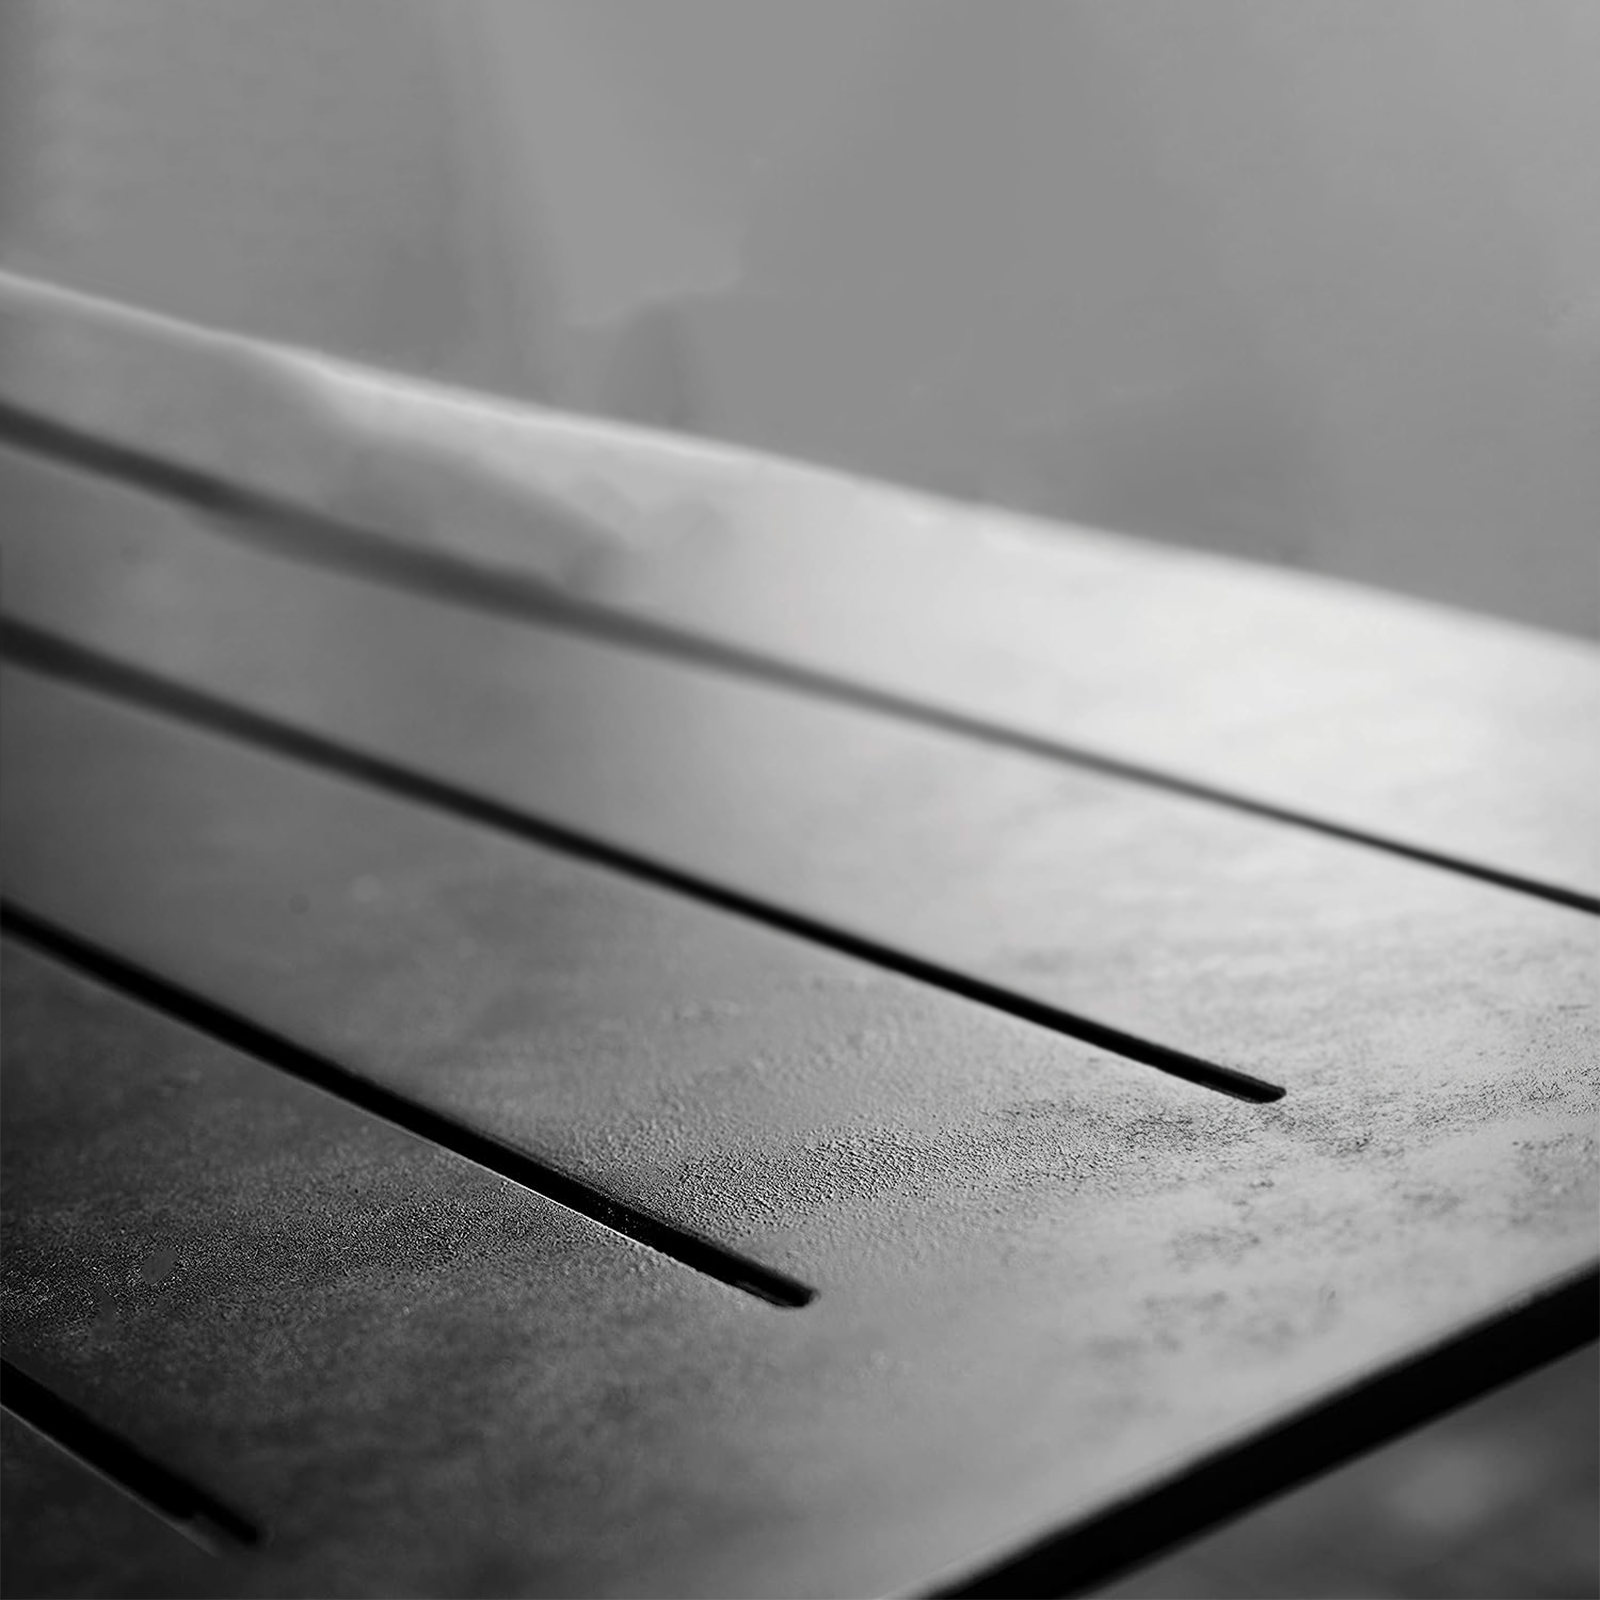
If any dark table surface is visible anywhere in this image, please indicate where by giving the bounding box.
[0,306,1595,1596]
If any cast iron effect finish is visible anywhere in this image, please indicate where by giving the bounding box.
[1,667,1595,1596]
[1,904,814,1311]
[1,455,1595,1110]
[0,426,1596,1595]
[0,273,1594,907]
[1,625,1278,1108]
[0,409,1593,917]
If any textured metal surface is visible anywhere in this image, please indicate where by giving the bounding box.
[0,281,1594,903]
[2,420,1597,1596]
[2,666,1596,1596]
[508,423,1600,907]
[5,943,901,1598]
[1,451,1594,1115]
[4,668,1263,1269]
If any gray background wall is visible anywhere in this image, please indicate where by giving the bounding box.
[3,0,1596,637]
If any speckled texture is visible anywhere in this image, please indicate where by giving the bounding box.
[546,429,1600,901]
[0,461,1594,1107]
[1,369,1593,902]
[2,663,1595,1596]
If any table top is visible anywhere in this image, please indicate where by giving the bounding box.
[1,279,1596,1598]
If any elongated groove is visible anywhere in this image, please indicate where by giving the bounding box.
[1,405,1593,919]
[1,907,816,1310]
[0,1358,262,1551]
[2,625,1285,1104]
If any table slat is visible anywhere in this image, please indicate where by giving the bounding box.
[2,456,1593,1114]
[3,671,1595,1598]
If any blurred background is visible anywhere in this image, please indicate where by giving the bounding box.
[0,3,1594,1594]
[2,0,1596,636]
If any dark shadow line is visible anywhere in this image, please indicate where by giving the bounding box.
[0,904,816,1311]
[1,623,1284,1105]
[931,1265,1600,1598]
[1,405,1590,919]
[0,1357,262,1551]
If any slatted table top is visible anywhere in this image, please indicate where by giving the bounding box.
[0,277,1596,1598]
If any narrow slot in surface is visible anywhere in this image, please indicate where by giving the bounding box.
[1,907,817,1310]
[0,407,1592,919]
[1,625,1286,1104]
[0,1358,261,1552]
